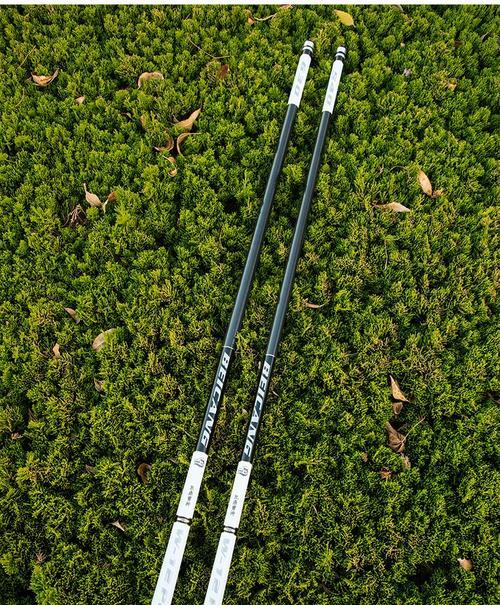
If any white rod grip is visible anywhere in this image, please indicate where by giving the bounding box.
[151,521,190,605]
[204,531,237,605]
[224,461,252,529]
[322,59,344,114]
[176,451,208,519]
[288,49,313,107]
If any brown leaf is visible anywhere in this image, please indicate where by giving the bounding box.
[374,202,411,213]
[379,469,393,480]
[153,135,174,153]
[106,191,117,203]
[218,64,230,80]
[110,520,126,532]
[390,375,409,402]
[280,4,293,10]
[94,378,105,392]
[52,343,61,359]
[166,156,177,177]
[83,183,103,208]
[175,108,201,132]
[303,300,326,309]
[385,422,406,453]
[401,455,411,469]
[75,96,85,105]
[393,401,404,416]
[137,71,164,88]
[92,329,115,351]
[176,132,200,156]
[335,10,355,26]
[64,307,80,323]
[11,432,22,440]
[247,15,256,25]
[137,462,152,484]
[418,170,433,196]
[32,69,59,87]
[35,552,46,564]
[458,558,473,571]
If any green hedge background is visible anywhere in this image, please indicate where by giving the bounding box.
[0,5,498,605]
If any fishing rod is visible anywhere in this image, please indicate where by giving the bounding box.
[204,46,347,605]
[152,40,314,605]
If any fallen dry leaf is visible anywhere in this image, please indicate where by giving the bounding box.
[335,9,354,26]
[303,300,326,309]
[385,421,406,453]
[379,469,393,480]
[137,462,152,484]
[418,170,433,196]
[432,188,444,198]
[401,455,411,469]
[390,375,409,403]
[64,307,80,323]
[83,183,103,209]
[166,156,177,177]
[139,115,147,130]
[458,558,473,571]
[94,378,105,392]
[85,464,96,474]
[11,432,22,440]
[218,64,230,80]
[32,69,59,87]
[65,204,86,228]
[106,191,117,203]
[247,15,256,25]
[92,329,115,351]
[393,401,404,416]
[176,132,200,155]
[175,108,201,131]
[75,96,85,105]
[137,71,164,88]
[35,552,46,564]
[110,520,126,532]
[374,202,411,213]
[52,343,61,359]
[154,135,174,153]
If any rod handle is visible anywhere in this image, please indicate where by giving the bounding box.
[176,451,208,519]
[322,46,346,114]
[224,461,252,528]
[288,40,314,107]
[151,521,190,605]
[204,531,237,605]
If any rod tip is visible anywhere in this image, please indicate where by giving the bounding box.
[336,46,347,61]
[302,40,314,55]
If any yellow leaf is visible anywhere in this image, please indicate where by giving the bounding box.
[32,69,59,87]
[418,170,433,196]
[137,71,164,88]
[75,96,85,105]
[175,108,201,132]
[52,343,61,359]
[335,9,354,26]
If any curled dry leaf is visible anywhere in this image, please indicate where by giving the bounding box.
[175,108,201,131]
[166,156,177,177]
[137,462,152,484]
[92,329,115,351]
[176,132,200,156]
[154,135,174,153]
[110,520,126,532]
[303,300,326,309]
[458,558,473,571]
[374,202,411,213]
[379,469,393,480]
[93,378,105,392]
[106,191,117,203]
[393,401,404,416]
[75,96,85,105]
[390,375,409,403]
[418,170,433,196]
[335,10,355,26]
[385,421,406,453]
[83,183,103,209]
[137,71,164,88]
[247,14,256,25]
[32,69,59,87]
[64,307,80,323]
[52,343,61,359]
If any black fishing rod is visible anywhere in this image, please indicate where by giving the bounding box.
[204,46,347,605]
[152,40,314,605]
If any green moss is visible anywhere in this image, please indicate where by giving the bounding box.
[0,5,498,605]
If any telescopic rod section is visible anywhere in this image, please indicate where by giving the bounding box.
[204,46,346,605]
[151,40,314,605]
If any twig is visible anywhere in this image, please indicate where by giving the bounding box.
[403,416,426,442]
[19,45,36,68]
[187,37,229,60]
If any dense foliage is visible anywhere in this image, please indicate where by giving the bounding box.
[0,5,498,605]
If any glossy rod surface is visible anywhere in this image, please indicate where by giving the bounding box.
[151,40,314,605]
[204,46,346,605]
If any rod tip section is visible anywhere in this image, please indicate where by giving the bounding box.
[302,40,314,56]
[335,46,347,61]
